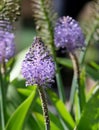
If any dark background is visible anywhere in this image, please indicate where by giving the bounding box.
[21,0,92,27]
[59,0,91,18]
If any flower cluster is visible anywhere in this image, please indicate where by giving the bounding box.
[0,19,15,63]
[21,37,55,87]
[54,16,85,52]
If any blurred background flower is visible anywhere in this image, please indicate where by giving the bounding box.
[54,16,85,52]
[0,20,15,63]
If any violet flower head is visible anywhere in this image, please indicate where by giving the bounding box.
[21,37,55,87]
[0,19,15,63]
[54,16,85,52]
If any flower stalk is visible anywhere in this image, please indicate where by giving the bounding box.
[38,86,50,130]
[54,16,85,105]
[0,81,6,130]
[0,64,6,130]
[69,52,82,114]
[21,37,55,130]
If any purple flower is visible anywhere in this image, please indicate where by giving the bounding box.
[0,20,15,63]
[21,37,55,87]
[54,16,85,52]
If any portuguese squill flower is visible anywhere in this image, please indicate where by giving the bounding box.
[54,16,85,52]
[21,37,55,87]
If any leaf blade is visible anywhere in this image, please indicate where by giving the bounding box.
[47,89,75,130]
[56,57,73,69]
[6,86,37,130]
[77,89,99,130]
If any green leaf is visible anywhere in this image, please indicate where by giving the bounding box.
[86,65,99,80]
[10,48,28,81]
[47,89,75,130]
[49,112,65,130]
[77,89,99,130]
[16,87,65,130]
[79,67,86,109]
[56,57,73,69]
[74,91,81,122]
[6,86,37,130]
[33,112,45,130]
[87,83,99,101]
[34,112,63,130]
[18,88,63,130]
[17,88,32,97]
[89,61,99,71]
[33,97,65,130]
[25,114,41,130]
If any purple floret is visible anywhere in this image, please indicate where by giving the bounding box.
[21,37,55,87]
[0,20,15,63]
[54,16,85,52]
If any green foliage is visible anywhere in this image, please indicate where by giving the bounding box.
[79,68,86,109]
[56,57,73,69]
[18,88,69,130]
[47,89,75,130]
[85,61,99,82]
[33,99,65,130]
[6,86,37,130]
[10,48,28,81]
[77,88,99,130]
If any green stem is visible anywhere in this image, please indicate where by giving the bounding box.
[69,53,82,114]
[55,63,65,102]
[69,74,77,113]
[40,0,65,102]
[38,86,50,130]
[0,70,6,130]
[0,61,7,130]
[70,22,98,112]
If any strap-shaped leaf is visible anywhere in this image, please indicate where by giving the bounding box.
[6,86,37,130]
[34,112,64,130]
[18,88,65,130]
[47,89,75,130]
[56,57,73,69]
[86,64,99,81]
[77,89,99,130]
